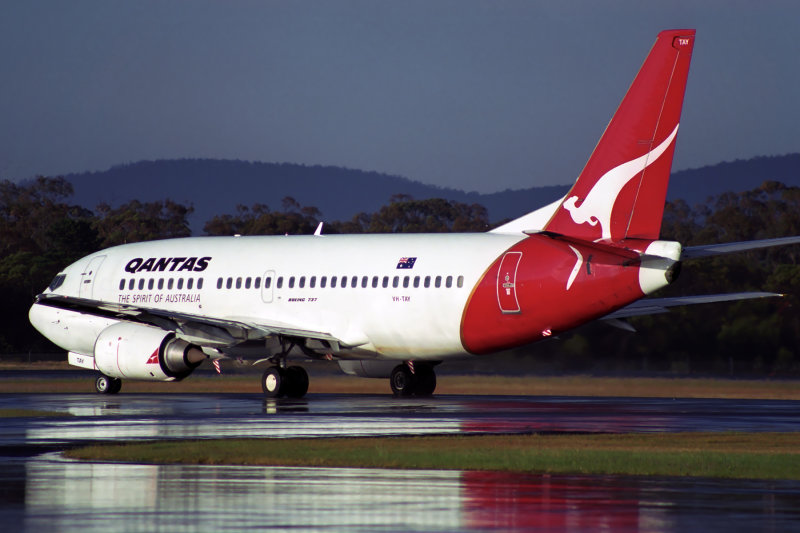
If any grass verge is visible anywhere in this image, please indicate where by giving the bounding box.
[0,408,72,418]
[64,432,800,480]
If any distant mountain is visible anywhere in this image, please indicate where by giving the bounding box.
[668,154,800,204]
[61,154,800,233]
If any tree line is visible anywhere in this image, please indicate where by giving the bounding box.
[1,176,799,375]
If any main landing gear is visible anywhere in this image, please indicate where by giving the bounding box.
[95,373,122,394]
[390,363,436,397]
[262,365,309,398]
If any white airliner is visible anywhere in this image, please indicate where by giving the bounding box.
[29,29,800,397]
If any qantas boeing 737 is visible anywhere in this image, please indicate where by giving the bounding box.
[29,30,800,397]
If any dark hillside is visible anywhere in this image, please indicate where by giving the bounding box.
[58,154,800,233]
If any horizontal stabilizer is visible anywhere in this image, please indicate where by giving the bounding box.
[603,291,781,320]
[683,236,800,259]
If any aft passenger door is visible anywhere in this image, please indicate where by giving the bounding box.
[496,252,522,314]
[79,255,106,299]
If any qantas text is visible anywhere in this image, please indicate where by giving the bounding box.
[124,256,212,274]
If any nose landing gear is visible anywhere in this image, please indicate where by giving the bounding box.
[95,373,122,394]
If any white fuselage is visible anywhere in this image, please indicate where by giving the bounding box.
[31,232,525,361]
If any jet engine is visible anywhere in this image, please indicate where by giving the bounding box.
[338,360,399,378]
[94,322,206,381]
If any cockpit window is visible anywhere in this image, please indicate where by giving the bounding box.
[48,274,66,292]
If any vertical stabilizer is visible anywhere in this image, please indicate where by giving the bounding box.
[494,30,695,240]
[546,29,695,242]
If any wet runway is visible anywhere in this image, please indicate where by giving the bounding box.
[3,392,800,531]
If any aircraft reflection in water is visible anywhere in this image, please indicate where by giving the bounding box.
[19,457,799,532]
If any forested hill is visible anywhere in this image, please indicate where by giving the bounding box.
[61,154,800,232]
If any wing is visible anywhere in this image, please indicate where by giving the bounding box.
[603,291,781,320]
[34,293,351,351]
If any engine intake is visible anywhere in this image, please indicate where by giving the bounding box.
[94,322,205,381]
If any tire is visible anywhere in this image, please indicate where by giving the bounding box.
[95,374,121,395]
[284,366,309,398]
[390,364,416,396]
[414,365,436,396]
[108,377,122,394]
[262,366,284,398]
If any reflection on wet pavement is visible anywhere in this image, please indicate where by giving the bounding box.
[2,393,800,446]
[10,454,800,532]
[1,392,799,531]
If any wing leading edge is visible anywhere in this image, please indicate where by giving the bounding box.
[34,293,349,351]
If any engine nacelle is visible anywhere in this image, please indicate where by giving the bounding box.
[94,322,206,381]
[338,360,399,379]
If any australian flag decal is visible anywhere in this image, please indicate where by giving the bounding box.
[396,257,417,269]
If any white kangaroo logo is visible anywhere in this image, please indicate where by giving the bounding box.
[562,124,679,240]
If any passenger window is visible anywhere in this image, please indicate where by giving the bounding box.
[119,279,125,290]
[265,277,272,289]
[198,278,204,289]
[129,279,135,290]
[446,275,453,288]
[147,279,154,290]
[457,275,464,288]
[361,276,368,288]
[158,279,164,290]
[217,278,223,289]
[331,276,337,288]
[168,278,174,290]
[435,276,442,288]
[382,276,389,288]
[424,276,431,288]
[277,277,284,289]
[138,279,145,290]
[340,276,347,288]
[392,276,399,288]
[403,276,409,288]
[289,276,295,289]
[177,278,184,290]
[351,276,358,288]
[369,276,376,288]
[226,278,232,289]
[254,277,261,289]
[414,276,420,288]
[187,278,194,290]
[321,276,327,288]
[245,277,251,289]
[299,276,306,288]
[236,277,242,289]
[310,276,316,288]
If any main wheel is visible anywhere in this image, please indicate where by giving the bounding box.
[390,364,416,396]
[95,374,121,395]
[414,364,436,396]
[262,366,285,398]
[284,366,309,398]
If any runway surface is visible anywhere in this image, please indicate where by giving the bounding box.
[2,392,800,531]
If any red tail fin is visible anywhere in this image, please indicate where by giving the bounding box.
[544,29,695,242]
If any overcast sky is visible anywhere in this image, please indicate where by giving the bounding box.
[1,1,798,193]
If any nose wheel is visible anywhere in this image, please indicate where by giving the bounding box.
[262,365,309,398]
[95,373,122,394]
